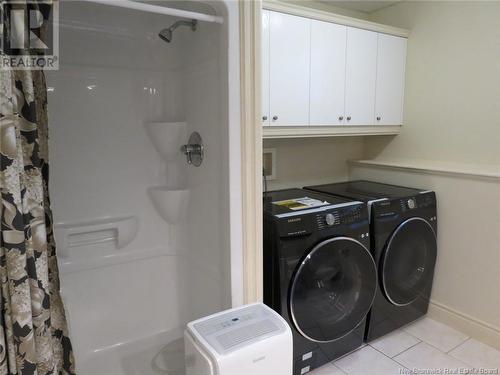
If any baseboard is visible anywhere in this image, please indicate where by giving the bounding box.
[428,300,500,350]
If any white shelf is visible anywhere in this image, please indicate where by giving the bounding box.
[349,159,500,181]
[262,125,401,139]
[148,187,190,224]
[55,216,139,261]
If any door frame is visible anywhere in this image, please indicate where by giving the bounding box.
[240,0,263,303]
[237,0,410,304]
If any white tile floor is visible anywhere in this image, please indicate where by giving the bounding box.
[310,318,500,375]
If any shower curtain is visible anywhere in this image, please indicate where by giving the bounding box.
[0,4,76,374]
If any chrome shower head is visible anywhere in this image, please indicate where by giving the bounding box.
[158,28,173,43]
[158,19,197,43]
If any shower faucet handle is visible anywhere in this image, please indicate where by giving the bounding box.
[181,144,202,156]
[180,132,204,167]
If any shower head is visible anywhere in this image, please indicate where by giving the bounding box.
[159,19,197,43]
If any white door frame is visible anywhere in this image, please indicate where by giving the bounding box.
[239,0,263,303]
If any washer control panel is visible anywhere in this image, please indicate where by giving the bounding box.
[315,205,363,231]
[325,213,340,226]
[406,198,417,209]
[276,202,368,238]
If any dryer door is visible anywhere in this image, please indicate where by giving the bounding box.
[289,237,377,343]
[381,217,437,306]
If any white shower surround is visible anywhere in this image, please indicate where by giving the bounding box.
[46,1,242,374]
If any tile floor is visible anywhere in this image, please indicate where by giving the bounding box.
[310,317,500,375]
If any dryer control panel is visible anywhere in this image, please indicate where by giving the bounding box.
[400,192,436,212]
[372,191,437,225]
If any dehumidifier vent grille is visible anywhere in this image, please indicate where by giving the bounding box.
[216,319,279,351]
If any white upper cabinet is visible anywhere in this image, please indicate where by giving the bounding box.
[261,10,270,126]
[261,7,408,136]
[375,34,407,125]
[269,12,310,126]
[344,27,378,126]
[310,20,347,126]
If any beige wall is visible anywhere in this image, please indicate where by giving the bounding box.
[350,164,500,349]
[263,137,365,190]
[367,1,500,165]
[263,1,500,346]
[359,1,500,348]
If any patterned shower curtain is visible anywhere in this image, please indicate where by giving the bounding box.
[0,2,76,374]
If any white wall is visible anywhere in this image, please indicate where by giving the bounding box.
[47,1,231,371]
[48,4,188,362]
[179,17,229,321]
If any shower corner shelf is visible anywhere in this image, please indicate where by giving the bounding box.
[148,186,190,224]
[55,215,139,260]
[145,121,187,161]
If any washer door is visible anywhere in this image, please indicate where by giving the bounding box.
[289,237,377,343]
[381,217,437,306]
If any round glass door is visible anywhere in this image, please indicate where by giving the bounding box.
[381,217,437,306]
[289,237,377,343]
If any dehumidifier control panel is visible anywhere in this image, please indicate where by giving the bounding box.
[191,304,287,356]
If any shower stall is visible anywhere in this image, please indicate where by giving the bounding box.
[45,1,242,373]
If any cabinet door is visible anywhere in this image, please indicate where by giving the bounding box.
[375,34,407,125]
[261,10,270,126]
[310,20,347,126]
[269,11,310,126]
[345,27,377,126]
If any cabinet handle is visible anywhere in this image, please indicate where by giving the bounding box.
[272,116,278,121]
[262,116,268,121]
[376,116,381,121]
[346,116,351,121]
[338,116,344,121]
